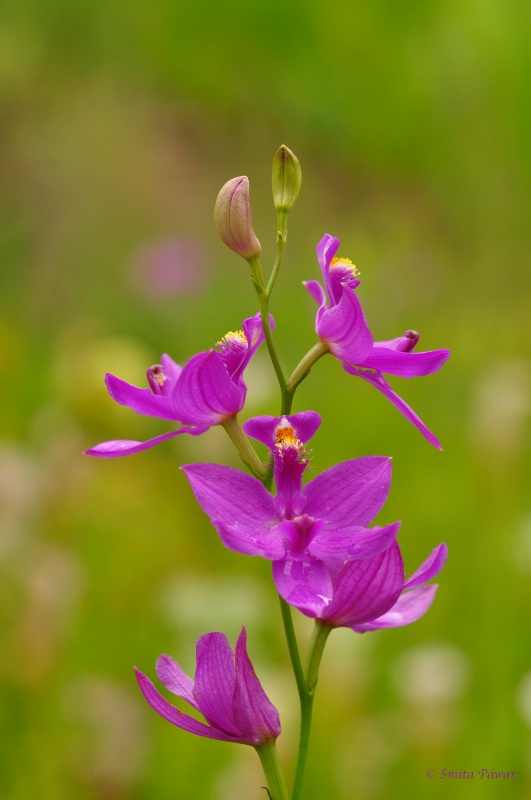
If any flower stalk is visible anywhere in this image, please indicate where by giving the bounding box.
[222,415,267,480]
[256,740,290,800]
[290,621,332,800]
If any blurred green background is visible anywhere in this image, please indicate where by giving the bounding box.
[1,1,531,798]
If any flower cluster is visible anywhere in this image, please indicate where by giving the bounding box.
[87,150,449,796]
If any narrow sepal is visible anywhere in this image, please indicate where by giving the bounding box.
[351,585,439,632]
[134,668,238,742]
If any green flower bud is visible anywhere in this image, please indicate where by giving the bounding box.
[272,145,302,213]
[214,176,262,261]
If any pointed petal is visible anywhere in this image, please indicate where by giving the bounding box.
[351,585,439,632]
[302,456,393,528]
[316,234,341,275]
[321,542,404,627]
[105,373,178,421]
[84,430,190,458]
[156,654,199,711]
[345,368,443,449]
[359,347,450,378]
[229,313,273,386]
[272,557,333,616]
[309,521,401,561]
[214,520,286,559]
[404,543,448,589]
[232,628,281,744]
[182,464,276,529]
[172,350,244,427]
[303,279,327,311]
[243,411,322,449]
[134,668,238,741]
[193,633,240,737]
[160,354,182,385]
[316,234,341,303]
[317,286,373,363]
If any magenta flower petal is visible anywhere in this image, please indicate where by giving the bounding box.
[344,368,443,449]
[171,350,244,426]
[309,521,401,561]
[214,521,286,559]
[273,556,333,616]
[320,542,404,626]
[134,669,238,742]
[316,287,373,363]
[84,430,191,458]
[403,542,448,589]
[160,354,182,384]
[302,457,392,529]
[105,373,178,420]
[360,346,450,378]
[316,233,342,304]
[156,654,199,711]
[352,585,439,632]
[231,313,272,385]
[303,279,327,310]
[181,464,276,529]
[232,628,281,744]
[135,629,280,746]
[193,633,240,736]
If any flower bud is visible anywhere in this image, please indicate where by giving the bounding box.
[272,145,302,213]
[214,176,262,261]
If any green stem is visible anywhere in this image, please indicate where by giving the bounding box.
[290,621,332,800]
[287,342,329,395]
[255,740,290,800]
[278,596,306,697]
[305,620,332,694]
[248,257,288,398]
[277,341,328,417]
[266,211,288,296]
[222,416,267,479]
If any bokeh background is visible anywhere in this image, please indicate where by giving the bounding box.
[1,1,531,798]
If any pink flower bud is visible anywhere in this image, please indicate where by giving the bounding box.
[214,176,262,261]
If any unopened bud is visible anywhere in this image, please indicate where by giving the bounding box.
[272,145,302,213]
[214,176,262,261]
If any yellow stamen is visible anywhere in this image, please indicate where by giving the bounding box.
[329,256,359,277]
[274,420,304,456]
[275,425,298,446]
[216,330,247,347]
